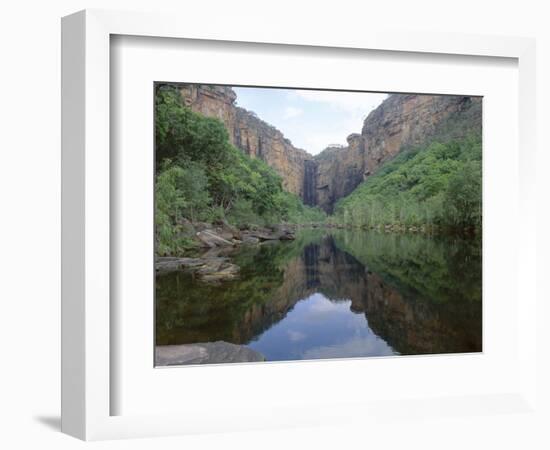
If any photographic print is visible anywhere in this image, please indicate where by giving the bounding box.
[154,83,482,366]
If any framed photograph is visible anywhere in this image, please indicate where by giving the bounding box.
[62,9,537,440]
[153,83,483,367]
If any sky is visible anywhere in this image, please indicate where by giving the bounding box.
[233,87,388,155]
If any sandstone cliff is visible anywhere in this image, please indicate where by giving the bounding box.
[315,133,365,213]
[315,94,482,212]
[233,107,311,197]
[175,84,481,213]
[178,84,310,197]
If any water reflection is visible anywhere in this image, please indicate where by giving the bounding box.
[247,292,395,360]
[155,230,482,362]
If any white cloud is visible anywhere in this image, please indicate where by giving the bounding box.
[283,106,303,119]
[287,330,306,342]
[291,89,387,116]
[307,295,345,314]
[234,86,389,155]
[302,119,361,152]
[302,335,395,360]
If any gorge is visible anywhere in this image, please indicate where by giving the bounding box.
[176,84,481,213]
[154,84,483,365]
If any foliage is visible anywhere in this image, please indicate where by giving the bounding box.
[155,87,232,170]
[155,162,211,255]
[155,85,325,254]
[331,134,482,230]
[276,191,327,224]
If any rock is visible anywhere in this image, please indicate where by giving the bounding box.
[179,258,206,268]
[279,233,296,241]
[246,228,281,241]
[247,231,272,240]
[212,222,241,241]
[194,222,213,232]
[156,341,266,366]
[214,227,235,241]
[156,253,240,282]
[155,257,208,274]
[196,230,234,248]
[177,218,196,236]
[241,235,260,245]
[315,96,481,213]
[221,221,241,239]
[196,258,240,282]
[277,227,296,240]
[155,257,185,274]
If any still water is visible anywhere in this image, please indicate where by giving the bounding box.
[156,230,482,362]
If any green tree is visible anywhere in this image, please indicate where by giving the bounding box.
[443,160,482,228]
[154,84,326,255]
[333,134,482,230]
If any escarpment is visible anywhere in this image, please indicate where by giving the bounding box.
[316,133,365,213]
[178,84,310,197]
[175,83,481,213]
[233,107,311,197]
[315,94,482,212]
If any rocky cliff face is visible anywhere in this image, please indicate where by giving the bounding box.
[315,133,365,213]
[315,94,482,212]
[178,84,310,197]
[233,107,311,197]
[361,94,481,174]
[177,84,480,213]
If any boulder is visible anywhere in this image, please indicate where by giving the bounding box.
[277,227,296,240]
[196,230,235,248]
[241,235,260,245]
[221,221,241,239]
[156,341,266,366]
[212,222,241,241]
[214,227,235,241]
[194,222,213,232]
[155,257,185,274]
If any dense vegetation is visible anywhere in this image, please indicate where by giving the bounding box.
[331,134,482,231]
[155,86,326,254]
[155,85,482,257]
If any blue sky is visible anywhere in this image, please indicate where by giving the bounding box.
[233,86,387,155]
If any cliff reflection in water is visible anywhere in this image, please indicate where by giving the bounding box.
[155,230,482,361]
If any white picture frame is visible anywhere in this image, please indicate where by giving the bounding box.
[61,9,537,441]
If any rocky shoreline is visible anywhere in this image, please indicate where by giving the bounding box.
[156,221,297,282]
[155,220,477,282]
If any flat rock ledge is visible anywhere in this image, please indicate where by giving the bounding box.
[156,341,266,366]
[155,256,240,282]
